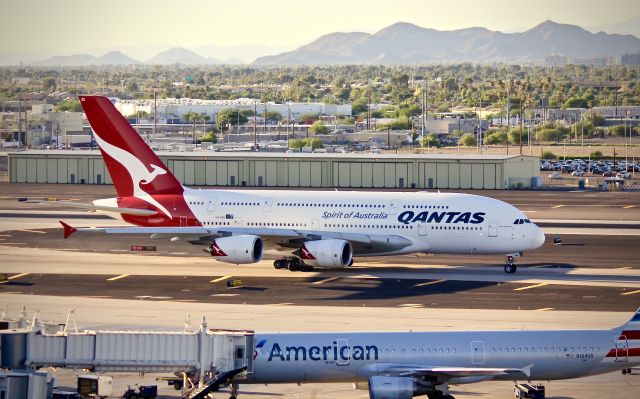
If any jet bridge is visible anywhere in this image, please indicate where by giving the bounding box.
[0,311,254,385]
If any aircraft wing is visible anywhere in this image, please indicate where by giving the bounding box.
[359,363,532,383]
[19,198,158,216]
[58,222,413,253]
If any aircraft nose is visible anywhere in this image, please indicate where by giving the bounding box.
[532,226,545,249]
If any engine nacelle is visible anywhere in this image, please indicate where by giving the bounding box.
[299,239,352,269]
[207,235,263,264]
[368,376,414,399]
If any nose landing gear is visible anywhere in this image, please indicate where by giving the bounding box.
[504,253,521,273]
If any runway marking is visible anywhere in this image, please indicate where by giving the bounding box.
[621,289,640,296]
[522,210,537,213]
[399,304,425,308]
[270,302,294,306]
[514,283,548,291]
[0,242,27,245]
[533,307,555,312]
[107,274,129,281]
[0,273,30,284]
[0,234,11,237]
[551,205,565,209]
[83,295,112,298]
[623,205,636,209]
[169,252,189,255]
[414,279,446,287]
[0,292,22,294]
[210,275,232,283]
[19,229,46,234]
[312,277,340,285]
[617,267,633,270]
[175,299,198,302]
[211,293,239,297]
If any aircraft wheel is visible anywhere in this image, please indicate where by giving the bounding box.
[504,264,517,274]
[273,260,283,269]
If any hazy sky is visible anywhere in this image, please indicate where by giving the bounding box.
[2,0,639,53]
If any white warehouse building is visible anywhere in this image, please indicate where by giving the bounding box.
[114,98,352,122]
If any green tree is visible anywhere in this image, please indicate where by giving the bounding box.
[288,139,305,148]
[309,120,330,135]
[54,99,82,112]
[459,133,477,146]
[422,133,440,148]
[484,131,508,145]
[199,132,218,143]
[609,125,628,137]
[541,151,557,160]
[217,109,248,131]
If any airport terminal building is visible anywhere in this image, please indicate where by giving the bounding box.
[8,151,539,189]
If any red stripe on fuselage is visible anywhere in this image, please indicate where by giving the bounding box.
[619,331,640,340]
[605,348,640,357]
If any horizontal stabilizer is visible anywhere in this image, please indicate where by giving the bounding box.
[20,198,158,216]
[59,221,77,239]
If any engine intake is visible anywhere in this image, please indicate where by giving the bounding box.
[368,376,414,399]
[207,235,263,264]
[299,239,352,269]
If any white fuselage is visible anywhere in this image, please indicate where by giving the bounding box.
[169,189,544,256]
[246,327,638,384]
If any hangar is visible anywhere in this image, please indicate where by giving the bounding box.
[8,151,539,190]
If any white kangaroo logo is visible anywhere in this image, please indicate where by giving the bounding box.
[93,131,173,219]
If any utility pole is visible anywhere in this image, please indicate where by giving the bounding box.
[367,90,372,130]
[253,102,257,150]
[24,97,28,148]
[153,89,157,138]
[17,95,22,147]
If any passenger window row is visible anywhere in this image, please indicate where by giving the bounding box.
[276,203,385,208]
[490,345,599,353]
[324,223,413,229]
[514,219,532,224]
[432,226,482,230]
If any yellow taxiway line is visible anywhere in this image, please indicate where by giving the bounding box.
[514,283,548,291]
[210,275,232,283]
[106,274,129,281]
[621,289,640,296]
[311,277,340,285]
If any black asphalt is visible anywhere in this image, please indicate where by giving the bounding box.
[1,273,638,312]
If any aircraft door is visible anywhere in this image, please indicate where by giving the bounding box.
[208,197,217,212]
[389,199,400,215]
[336,339,350,366]
[471,341,485,364]
[488,222,497,237]
[615,335,629,362]
[418,222,428,236]
[234,345,246,369]
[263,198,273,212]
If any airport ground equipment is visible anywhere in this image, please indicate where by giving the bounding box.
[514,383,545,399]
[77,375,113,398]
[182,367,246,399]
[122,384,157,399]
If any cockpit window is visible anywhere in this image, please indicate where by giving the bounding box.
[524,219,531,223]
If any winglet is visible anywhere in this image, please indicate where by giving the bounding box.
[59,221,77,239]
[520,364,533,378]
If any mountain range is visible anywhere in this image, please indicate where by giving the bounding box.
[2,20,639,66]
[253,20,640,65]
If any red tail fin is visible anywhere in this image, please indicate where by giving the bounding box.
[79,96,182,197]
[59,221,77,239]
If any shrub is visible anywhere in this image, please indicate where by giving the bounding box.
[459,133,477,147]
[541,151,557,160]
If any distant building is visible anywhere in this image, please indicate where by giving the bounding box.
[0,103,82,147]
[621,52,640,65]
[570,57,608,67]
[114,98,352,123]
[545,55,568,67]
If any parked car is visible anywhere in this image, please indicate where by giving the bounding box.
[571,170,585,177]
[548,172,561,180]
[617,171,631,179]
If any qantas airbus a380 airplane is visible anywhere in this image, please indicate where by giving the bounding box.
[51,96,544,273]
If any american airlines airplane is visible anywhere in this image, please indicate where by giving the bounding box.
[234,308,640,399]
[48,96,544,273]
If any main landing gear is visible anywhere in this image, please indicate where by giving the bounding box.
[504,253,521,274]
[273,257,314,272]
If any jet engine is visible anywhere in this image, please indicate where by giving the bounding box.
[298,239,352,269]
[207,235,263,264]
[368,376,415,399]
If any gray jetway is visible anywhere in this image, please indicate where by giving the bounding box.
[0,316,253,382]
